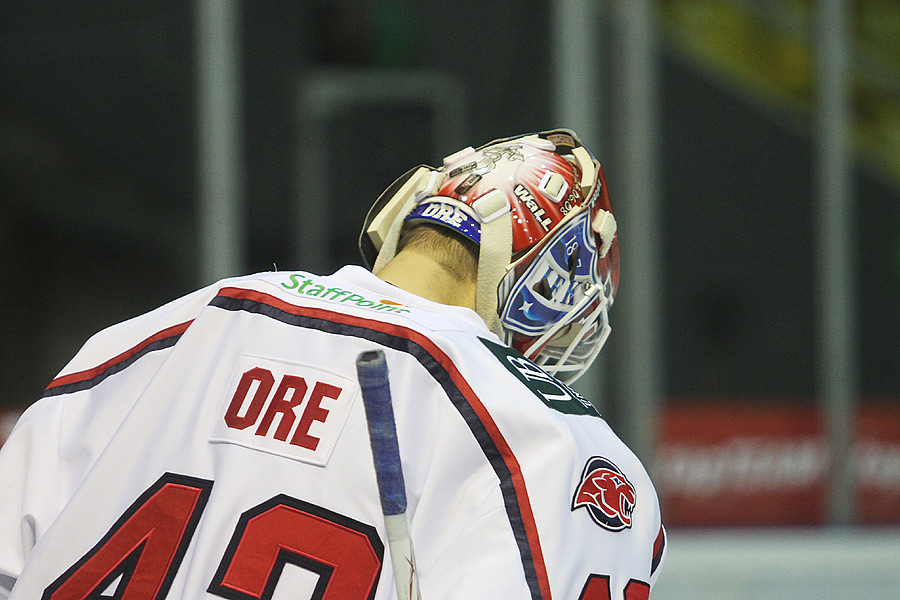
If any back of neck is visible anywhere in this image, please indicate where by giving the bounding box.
[375,248,477,310]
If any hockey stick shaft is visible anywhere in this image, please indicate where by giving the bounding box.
[356,350,420,600]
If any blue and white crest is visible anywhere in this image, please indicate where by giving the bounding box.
[501,208,600,334]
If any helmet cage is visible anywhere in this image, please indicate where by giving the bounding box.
[498,189,616,383]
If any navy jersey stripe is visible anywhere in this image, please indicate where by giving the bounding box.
[210,288,553,600]
[651,525,666,576]
[42,322,192,398]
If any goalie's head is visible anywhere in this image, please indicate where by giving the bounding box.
[359,129,619,383]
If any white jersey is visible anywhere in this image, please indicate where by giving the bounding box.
[0,266,665,600]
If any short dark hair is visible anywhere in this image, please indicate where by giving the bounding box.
[396,223,478,283]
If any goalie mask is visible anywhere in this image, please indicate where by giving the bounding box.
[359,129,619,383]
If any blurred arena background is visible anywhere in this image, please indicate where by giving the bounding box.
[1,1,899,597]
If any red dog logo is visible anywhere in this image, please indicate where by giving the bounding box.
[572,456,636,531]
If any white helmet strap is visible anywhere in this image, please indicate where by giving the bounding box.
[472,190,512,337]
[372,192,419,274]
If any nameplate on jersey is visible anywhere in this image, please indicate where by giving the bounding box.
[479,338,598,417]
[210,355,359,466]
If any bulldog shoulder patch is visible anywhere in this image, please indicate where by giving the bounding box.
[572,456,636,531]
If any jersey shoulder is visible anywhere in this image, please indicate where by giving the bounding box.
[49,280,226,382]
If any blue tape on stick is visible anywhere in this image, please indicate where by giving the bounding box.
[357,350,408,516]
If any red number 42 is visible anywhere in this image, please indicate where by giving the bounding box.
[41,472,647,600]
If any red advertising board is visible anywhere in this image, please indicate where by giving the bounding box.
[655,400,900,525]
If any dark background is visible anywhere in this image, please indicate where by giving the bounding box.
[1,1,898,422]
